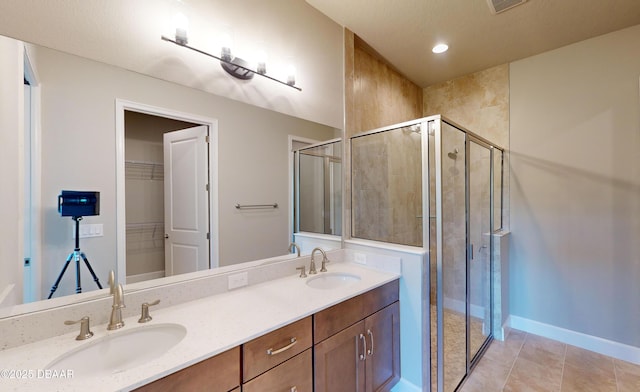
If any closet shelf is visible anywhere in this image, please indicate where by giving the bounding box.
[125,160,164,181]
[126,222,165,251]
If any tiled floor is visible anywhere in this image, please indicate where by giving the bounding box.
[459,329,640,392]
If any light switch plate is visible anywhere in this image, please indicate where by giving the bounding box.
[354,252,367,264]
[73,223,104,239]
[228,272,248,290]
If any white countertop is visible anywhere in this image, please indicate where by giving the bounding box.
[0,262,399,391]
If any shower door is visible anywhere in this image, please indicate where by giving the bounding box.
[435,122,495,392]
[467,139,493,364]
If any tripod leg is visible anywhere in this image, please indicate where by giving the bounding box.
[75,251,82,294]
[48,253,74,299]
[80,252,103,290]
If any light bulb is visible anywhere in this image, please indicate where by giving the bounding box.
[432,43,448,54]
[286,64,296,86]
[173,13,189,45]
[219,32,233,61]
[256,49,268,74]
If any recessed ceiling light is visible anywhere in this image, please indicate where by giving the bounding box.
[432,43,449,54]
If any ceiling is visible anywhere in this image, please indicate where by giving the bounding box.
[305,0,640,87]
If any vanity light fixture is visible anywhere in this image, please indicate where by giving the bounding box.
[162,15,302,91]
[173,13,189,45]
[432,43,449,54]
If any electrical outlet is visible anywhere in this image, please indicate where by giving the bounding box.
[228,272,248,290]
[354,252,367,264]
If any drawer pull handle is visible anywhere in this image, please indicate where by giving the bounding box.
[266,337,297,356]
[367,329,374,356]
[359,333,367,361]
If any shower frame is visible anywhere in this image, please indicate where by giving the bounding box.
[349,114,504,392]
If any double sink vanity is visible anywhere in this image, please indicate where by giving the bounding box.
[1,250,400,391]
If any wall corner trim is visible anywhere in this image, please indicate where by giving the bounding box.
[509,316,640,365]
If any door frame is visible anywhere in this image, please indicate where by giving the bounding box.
[287,135,319,245]
[23,47,42,303]
[115,99,219,284]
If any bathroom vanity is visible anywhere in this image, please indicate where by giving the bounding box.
[0,255,400,391]
[135,280,399,392]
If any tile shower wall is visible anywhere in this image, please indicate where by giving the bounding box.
[423,64,510,229]
[351,126,422,246]
[423,65,510,304]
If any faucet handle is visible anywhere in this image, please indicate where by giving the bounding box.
[138,299,160,323]
[296,266,307,278]
[320,256,330,272]
[64,316,94,340]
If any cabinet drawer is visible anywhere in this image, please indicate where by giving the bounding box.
[134,346,240,392]
[243,349,312,392]
[314,280,399,343]
[242,316,312,381]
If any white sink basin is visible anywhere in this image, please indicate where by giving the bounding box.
[306,272,361,289]
[46,323,186,378]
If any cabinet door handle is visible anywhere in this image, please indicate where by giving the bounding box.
[290,387,298,392]
[266,337,297,356]
[358,333,367,361]
[367,329,374,356]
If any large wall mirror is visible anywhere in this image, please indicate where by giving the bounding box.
[0,36,342,318]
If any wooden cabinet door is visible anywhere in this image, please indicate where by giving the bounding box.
[314,321,366,392]
[364,302,401,392]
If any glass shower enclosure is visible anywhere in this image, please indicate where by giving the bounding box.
[294,139,343,236]
[350,115,504,391]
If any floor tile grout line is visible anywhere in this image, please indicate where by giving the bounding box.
[501,331,527,390]
[612,357,619,392]
[558,342,567,392]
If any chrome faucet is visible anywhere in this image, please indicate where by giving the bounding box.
[288,242,301,257]
[107,283,126,330]
[310,247,329,274]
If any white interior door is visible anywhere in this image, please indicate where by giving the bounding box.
[163,125,209,276]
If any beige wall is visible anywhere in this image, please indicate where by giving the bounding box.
[0,0,345,129]
[0,36,23,306]
[509,24,640,346]
[29,44,336,299]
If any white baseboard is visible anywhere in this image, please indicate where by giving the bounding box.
[509,315,640,365]
[443,297,486,320]
[126,270,165,284]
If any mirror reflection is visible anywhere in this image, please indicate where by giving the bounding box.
[294,139,343,236]
[1,36,340,315]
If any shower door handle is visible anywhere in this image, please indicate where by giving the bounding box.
[469,244,474,260]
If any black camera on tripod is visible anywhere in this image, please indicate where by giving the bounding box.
[58,190,100,217]
[48,190,103,299]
